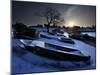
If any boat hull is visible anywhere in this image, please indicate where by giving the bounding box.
[24,45,90,62]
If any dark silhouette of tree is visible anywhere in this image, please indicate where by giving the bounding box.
[13,22,27,32]
[44,7,64,32]
[13,22,37,39]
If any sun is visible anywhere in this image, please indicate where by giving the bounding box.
[64,21,75,27]
[68,21,74,27]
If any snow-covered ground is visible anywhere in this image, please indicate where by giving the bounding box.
[12,37,96,74]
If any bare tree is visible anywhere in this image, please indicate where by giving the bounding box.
[44,7,64,32]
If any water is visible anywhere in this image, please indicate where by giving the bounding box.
[81,32,96,37]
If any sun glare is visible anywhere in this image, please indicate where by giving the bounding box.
[68,21,74,27]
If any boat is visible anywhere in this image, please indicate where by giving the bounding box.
[19,39,90,62]
[58,37,75,44]
[40,33,53,39]
[40,32,75,44]
[39,32,58,39]
[70,34,96,43]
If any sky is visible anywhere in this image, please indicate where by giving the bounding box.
[12,1,96,27]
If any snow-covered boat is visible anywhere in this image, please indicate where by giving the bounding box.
[40,32,75,44]
[19,39,90,62]
[58,37,75,44]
